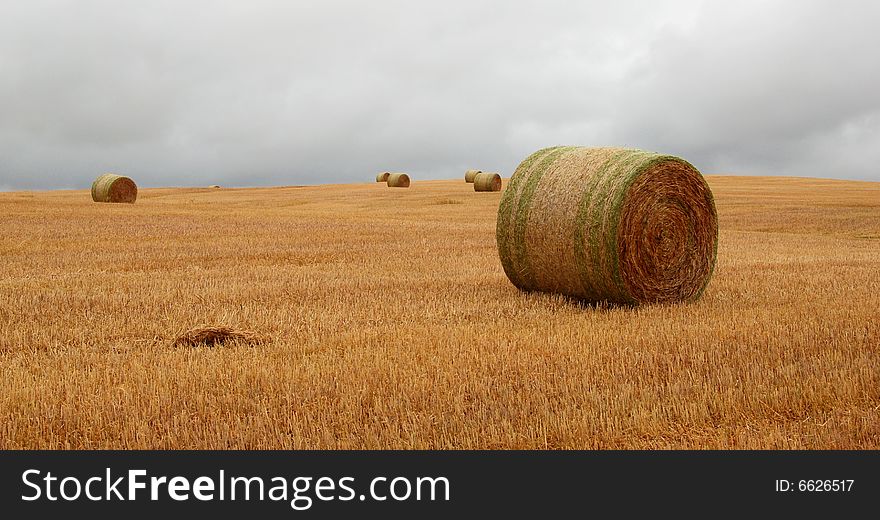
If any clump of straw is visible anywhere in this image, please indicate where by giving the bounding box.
[172,326,263,348]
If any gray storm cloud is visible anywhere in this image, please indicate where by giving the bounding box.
[1,0,878,191]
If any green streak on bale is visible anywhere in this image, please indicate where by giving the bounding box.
[91,173,137,203]
[464,169,482,183]
[496,146,564,290]
[497,146,718,305]
[592,149,656,303]
[386,173,410,188]
[509,146,577,290]
[473,172,502,192]
[573,148,631,301]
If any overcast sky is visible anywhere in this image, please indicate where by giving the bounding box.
[1,0,879,190]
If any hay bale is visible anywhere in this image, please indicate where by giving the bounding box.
[91,173,137,203]
[386,173,410,188]
[464,169,482,183]
[473,172,502,192]
[209,185,221,189]
[376,172,390,182]
[496,146,718,305]
[172,326,262,348]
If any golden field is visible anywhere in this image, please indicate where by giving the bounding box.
[0,176,878,449]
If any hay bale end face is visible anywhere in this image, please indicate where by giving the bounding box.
[91,173,137,203]
[464,169,482,183]
[386,173,410,188]
[376,172,390,182]
[473,172,502,192]
[496,146,718,305]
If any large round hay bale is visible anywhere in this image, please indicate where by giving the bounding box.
[91,173,137,203]
[376,172,390,182]
[386,173,410,188]
[464,169,482,183]
[473,172,502,192]
[496,146,717,305]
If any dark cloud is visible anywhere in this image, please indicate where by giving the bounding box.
[1,0,878,191]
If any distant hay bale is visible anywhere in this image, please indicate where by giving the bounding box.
[496,146,718,305]
[209,185,221,189]
[91,173,137,203]
[172,326,262,348]
[464,169,482,183]
[473,172,502,192]
[376,172,390,182]
[386,173,410,188]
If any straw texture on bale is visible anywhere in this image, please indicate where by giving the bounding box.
[496,146,718,305]
[473,172,502,192]
[91,173,137,203]
[376,172,390,182]
[464,169,482,183]
[386,173,410,188]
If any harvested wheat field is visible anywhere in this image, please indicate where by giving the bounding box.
[0,176,878,449]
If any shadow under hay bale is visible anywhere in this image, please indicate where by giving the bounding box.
[172,326,263,348]
[465,169,482,183]
[91,173,137,203]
